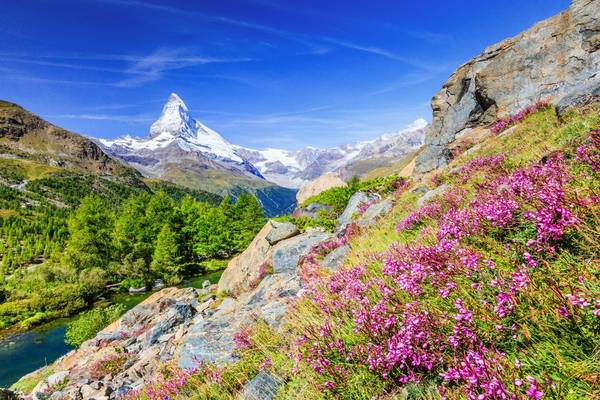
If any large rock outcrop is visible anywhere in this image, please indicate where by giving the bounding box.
[296,172,347,204]
[415,0,600,173]
[218,222,274,296]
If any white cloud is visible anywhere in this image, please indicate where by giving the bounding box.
[48,113,153,122]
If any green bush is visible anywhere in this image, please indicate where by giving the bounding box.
[65,304,126,347]
[301,175,401,212]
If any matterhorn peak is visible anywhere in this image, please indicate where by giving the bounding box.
[149,93,195,139]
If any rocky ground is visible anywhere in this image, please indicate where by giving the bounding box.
[14,189,393,400]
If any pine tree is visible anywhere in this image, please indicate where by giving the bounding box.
[233,192,266,250]
[62,195,115,271]
[146,191,175,238]
[151,224,182,283]
[113,192,152,263]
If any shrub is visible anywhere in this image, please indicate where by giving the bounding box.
[65,304,126,347]
[89,353,129,380]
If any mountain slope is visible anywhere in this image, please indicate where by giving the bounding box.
[0,100,144,188]
[236,118,427,188]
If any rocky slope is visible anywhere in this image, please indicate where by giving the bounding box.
[13,189,394,400]
[415,0,600,173]
[0,101,144,188]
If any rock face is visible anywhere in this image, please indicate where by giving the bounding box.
[358,198,394,228]
[219,222,274,296]
[415,0,600,173]
[271,230,331,275]
[23,288,199,400]
[296,172,347,204]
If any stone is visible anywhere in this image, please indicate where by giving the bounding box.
[321,244,351,271]
[152,279,165,290]
[237,372,282,400]
[292,203,332,219]
[265,221,299,245]
[216,298,238,315]
[358,199,393,228]
[415,0,600,173]
[178,312,242,368]
[128,286,147,294]
[296,172,347,204]
[271,230,331,275]
[218,222,273,297]
[337,192,374,230]
[416,184,449,207]
[201,280,211,289]
[145,302,195,346]
[46,371,69,387]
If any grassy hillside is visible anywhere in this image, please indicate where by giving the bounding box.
[158,165,297,217]
[126,104,599,399]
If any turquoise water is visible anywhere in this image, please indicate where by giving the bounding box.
[0,270,223,388]
[0,320,72,388]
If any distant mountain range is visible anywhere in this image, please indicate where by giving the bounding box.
[98,93,426,189]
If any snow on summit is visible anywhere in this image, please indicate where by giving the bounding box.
[100,93,242,163]
[97,93,427,188]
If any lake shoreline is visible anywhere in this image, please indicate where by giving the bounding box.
[1,269,223,389]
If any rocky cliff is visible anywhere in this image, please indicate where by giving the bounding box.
[415,0,600,173]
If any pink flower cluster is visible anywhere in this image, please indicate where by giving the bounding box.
[294,145,598,398]
[141,369,192,400]
[491,101,550,135]
[233,325,254,351]
[249,261,271,289]
[298,223,360,284]
[358,199,376,215]
[575,128,599,172]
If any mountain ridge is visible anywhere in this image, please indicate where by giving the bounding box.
[97,93,426,189]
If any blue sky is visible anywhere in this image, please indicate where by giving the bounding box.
[1,0,570,149]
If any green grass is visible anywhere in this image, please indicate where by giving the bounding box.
[10,366,55,394]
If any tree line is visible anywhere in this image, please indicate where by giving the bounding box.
[0,190,266,328]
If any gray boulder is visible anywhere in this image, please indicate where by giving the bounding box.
[178,312,241,368]
[338,192,374,230]
[237,372,282,400]
[358,199,393,228]
[293,202,332,219]
[265,221,300,245]
[145,302,195,346]
[321,245,351,271]
[272,231,331,275]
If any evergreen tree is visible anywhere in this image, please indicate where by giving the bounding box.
[146,191,175,237]
[113,192,152,264]
[233,192,266,250]
[62,195,114,270]
[151,224,182,283]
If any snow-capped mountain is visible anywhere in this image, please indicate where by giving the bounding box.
[99,93,263,180]
[97,93,427,195]
[236,119,427,188]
